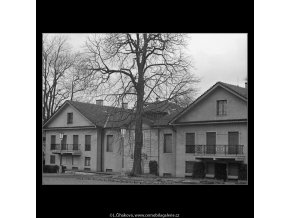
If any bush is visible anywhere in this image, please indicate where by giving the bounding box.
[192,162,205,179]
[239,164,247,180]
[43,165,59,173]
[149,160,158,176]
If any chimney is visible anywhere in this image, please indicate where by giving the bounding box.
[122,102,128,109]
[245,82,248,89]
[96,99,103,106]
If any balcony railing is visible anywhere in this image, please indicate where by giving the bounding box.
[186,145,244,156]
[51,144,81,155]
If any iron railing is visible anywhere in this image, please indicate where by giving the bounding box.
[186,145,244,156]
[51,144,81,153]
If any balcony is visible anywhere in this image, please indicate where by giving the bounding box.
[51,144,82,155]
[186,145,245,160]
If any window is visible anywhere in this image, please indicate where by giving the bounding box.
[84,168,91,171]
[228,163,239,177]
[72,167,78,171]
[106,169,112,172]
[164,134,172,153]
[50,155,55,164]
[67,112,73,124]
[217,100,227,115]
[50,135,56,150]
[73,135,79,150]
[61,135,67,150]
[206,132,216,154]
[185,133,195,153]
[85,157,91,166]
[228,131,239,154]
[185,161,194,173]
[106,135,113,152]
[85,135,91,151]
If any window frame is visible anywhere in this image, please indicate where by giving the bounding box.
[106,135,113,152]
[85,135,91,151]
[185,161,194,173]
[185,133,195,153]
[50,155,55,164]
[67,112,73,124]
[50,135,56,150]
[216,100,227,116]
[164,133,173,153]
[84,157,91,166]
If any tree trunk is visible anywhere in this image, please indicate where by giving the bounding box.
[131,81,144,175]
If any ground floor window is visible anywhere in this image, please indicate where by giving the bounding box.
[185,161,194,173]
[85,157,91,166]
[50,155,55,164]
[228,163,239,177]
[206,162,215,175]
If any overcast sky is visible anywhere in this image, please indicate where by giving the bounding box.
[60,33,247,96]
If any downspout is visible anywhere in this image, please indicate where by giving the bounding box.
[172,126,177,176]
[101,115,110,172]
[157,128,160,176]
[100,128,104,172]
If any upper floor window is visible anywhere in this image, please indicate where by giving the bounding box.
[67,113,73,124]
[106,135,113,152]
[185,133,195,153]
[164,134,172,153]
[50,135,56,150]
[216,100,227,116]
[85,135,91,151]
[73,135,79,150]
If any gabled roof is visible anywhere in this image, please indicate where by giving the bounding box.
[144,100,183,113]
[219,82,248,99]
[143,100,184,126]
[169,81,248,124]
[68,101,134,128]
[43,100,134,129]
[43,99,186,129]
[152,108,184,126]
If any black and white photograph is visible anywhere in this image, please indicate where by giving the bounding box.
[5,0,278,217]
[41,33,248,185]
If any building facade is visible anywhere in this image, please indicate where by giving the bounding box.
[42,82,248,179]
[170,82,248,179]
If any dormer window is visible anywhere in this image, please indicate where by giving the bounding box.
[67,112,73,124]
[217,100,227,116]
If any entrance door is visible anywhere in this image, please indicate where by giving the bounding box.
[228,132,239,154]
[206,132,216,154]
[215,163,227,180]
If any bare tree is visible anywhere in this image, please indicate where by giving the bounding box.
[84,33,199,175]
[42,35,77,123]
